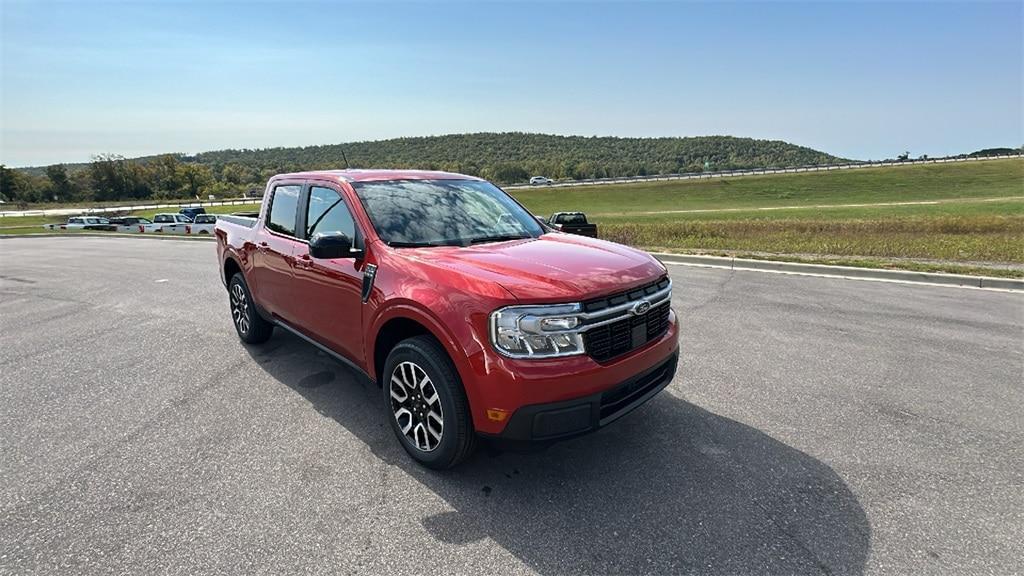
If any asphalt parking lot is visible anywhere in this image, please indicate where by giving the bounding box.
[1,236,1021,575]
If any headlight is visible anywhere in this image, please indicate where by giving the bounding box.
[489,303,585,359]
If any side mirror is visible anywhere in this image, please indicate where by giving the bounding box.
[309,232,360,259]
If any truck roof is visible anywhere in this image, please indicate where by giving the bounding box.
[272,169,483,183]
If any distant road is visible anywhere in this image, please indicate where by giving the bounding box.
[1,153,1019,218]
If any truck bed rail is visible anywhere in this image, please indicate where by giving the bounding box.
[218,214,259,228]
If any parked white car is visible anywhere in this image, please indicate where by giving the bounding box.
[152,213,193,233]
[529,176,554,185]
[63,216,112,229]
[188,214,218,234]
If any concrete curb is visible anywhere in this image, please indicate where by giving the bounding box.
[650,253,1024,291]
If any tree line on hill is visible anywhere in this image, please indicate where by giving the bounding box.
[6,132,845,204]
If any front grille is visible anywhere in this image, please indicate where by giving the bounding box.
[583,300,671,362]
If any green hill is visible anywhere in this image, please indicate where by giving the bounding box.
[5,133,845,204]
[189,132,844,182]
[16,133,844,180]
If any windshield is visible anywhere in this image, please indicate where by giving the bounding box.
[353,179,544,247]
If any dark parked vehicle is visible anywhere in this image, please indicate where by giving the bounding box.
[179,207,207,219]
[548,212,598,237]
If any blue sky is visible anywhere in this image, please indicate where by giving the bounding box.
[1,1,1021,166]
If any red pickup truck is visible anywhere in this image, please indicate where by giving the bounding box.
[216,170,679,468]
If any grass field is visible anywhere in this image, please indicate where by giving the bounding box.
[513,159,1023,215]
[3,159,1021,277]
[510,159,1024,275]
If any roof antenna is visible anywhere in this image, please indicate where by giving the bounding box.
[340,146,351,169]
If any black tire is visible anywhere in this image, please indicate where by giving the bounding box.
[383,335,476,469]
[228,273,274,344]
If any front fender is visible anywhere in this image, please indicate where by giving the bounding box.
[366,299,483,385]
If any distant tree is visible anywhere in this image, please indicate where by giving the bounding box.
[44,164,80,202]
[0,165,19,201]
[179,163,212,198]
[1,165,41,203]
[220,162,251,185]
[149,155,186,196]
[90,154,152,200]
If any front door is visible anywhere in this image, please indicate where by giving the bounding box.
[290,183,366,364]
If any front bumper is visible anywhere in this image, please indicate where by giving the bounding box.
[479,350,678,447]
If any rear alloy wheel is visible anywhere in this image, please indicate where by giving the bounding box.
[382,336,476,469]
[228,273,273,344]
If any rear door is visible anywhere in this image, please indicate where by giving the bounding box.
[290,183,366,363]
[250,182,304,322]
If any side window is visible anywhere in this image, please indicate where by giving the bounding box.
[306,186,356,239]
[268,185,301,236]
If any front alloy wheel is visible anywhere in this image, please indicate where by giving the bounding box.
[390,361,444,452]
[381,335,476,469]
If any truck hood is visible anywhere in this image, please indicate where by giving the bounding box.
[396,233,667,302]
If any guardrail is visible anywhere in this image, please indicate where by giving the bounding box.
[3,153,1019,217]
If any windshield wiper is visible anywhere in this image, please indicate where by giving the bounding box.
[468,234,531,245]
[387,240,460,248]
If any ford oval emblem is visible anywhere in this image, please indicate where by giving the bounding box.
[632,300,651,316]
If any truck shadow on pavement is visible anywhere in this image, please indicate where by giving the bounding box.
[246,333,870,575]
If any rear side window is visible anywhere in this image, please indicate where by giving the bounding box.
[556,213,585,224]
[306,186,355,239]
[268,185,300,236]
